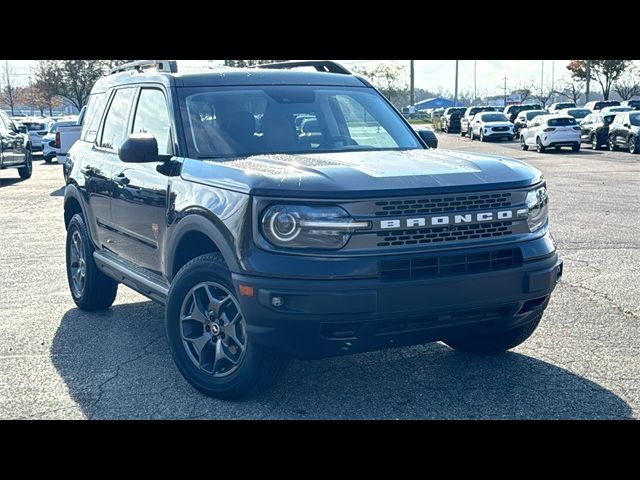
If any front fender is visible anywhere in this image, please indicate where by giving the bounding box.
[165,212,242,280]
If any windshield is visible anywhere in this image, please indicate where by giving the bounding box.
[21,122,45,131]
[526,111,546,120]
[630,114,640,126]
[447,108,466,115]
[603,115,616,126]
[480,113,508,122]
[179,86,422,159]
[566,109,590,119]
[548,117,577,127]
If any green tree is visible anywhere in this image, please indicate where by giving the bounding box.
[50,60,113,111]
[352,62,409,109]
[567,60,631,100]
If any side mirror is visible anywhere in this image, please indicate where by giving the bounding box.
[118,133,159,163]
[417,129,438,149]
[623,123,631,128]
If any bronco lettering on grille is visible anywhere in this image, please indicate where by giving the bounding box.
[379,209,524,229]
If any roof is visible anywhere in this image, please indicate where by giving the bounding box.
[413,97,455,110]
[92,67,367,94]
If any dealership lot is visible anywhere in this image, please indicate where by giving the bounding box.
[0,138,639,420]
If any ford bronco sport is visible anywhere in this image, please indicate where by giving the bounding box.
[63,60,563,399]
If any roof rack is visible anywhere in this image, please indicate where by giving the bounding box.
[109,60,178,75]
[255,60,351,75]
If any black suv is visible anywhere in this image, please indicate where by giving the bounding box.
[503,104,543,123]
[579,112,617,150]
[0,110,33,180]
[621,100,640,110]
[440,107,466,133]
[607,111,640,154]
[63,60,563,399]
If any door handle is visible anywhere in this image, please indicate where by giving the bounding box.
[113,173,130,185]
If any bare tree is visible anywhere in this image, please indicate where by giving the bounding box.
[0,61,22,115]
[223,60,286,67]
[533,83,555,108]
[614,67,640,101]
[555,79,584,104]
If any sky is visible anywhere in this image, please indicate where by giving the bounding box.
[4,60,638,97]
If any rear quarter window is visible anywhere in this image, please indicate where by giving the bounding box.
[81,92,109,143]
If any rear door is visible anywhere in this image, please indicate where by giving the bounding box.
[580,114,592,141]
[85,88,136,248]
[109,87,174,274]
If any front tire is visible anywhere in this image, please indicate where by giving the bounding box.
[609,136,618,151]
[480,130,486,142]
[520,136,528,151]
[628,135,639,154]
[18,148,33,179]
[165,253,289,399]
[445,312,543,354]
[66,214,118,310]
[591,134,600,150]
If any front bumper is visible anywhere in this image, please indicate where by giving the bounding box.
[232,237,563,359]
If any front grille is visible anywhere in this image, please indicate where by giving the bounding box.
[379,248,521,281]
[376,221,514,247]
[492,126,510,132]
[375,306,512,335]
[374,193,512,216]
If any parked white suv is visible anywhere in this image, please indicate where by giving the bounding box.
[468,111,514,141]
[520,114,581,153]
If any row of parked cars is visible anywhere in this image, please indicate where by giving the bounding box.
[434,99,640,154]
[5,113,79,162]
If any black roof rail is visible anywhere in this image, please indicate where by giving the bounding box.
[255,60,351,75]
[109,60,178,75]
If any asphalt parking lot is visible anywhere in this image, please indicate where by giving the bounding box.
[1,137,639,420]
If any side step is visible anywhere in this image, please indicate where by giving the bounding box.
[94,251,169,305]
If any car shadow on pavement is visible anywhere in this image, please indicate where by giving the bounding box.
[52,301,632,419]
[0,177,25,187]
[50,187,65,197]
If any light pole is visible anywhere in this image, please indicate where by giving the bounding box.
[474,60,477,102]
[410,60,415,108]
[454,60,459,107]
[503,77,508,107]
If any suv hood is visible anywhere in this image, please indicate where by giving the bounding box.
[181,149,542,199]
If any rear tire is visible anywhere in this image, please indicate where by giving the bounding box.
[165,253,289,399]
[609,136,618,151]
[460,127,466,137]
[536,138,546,153]
[66,214,118,311]
[572,143,580,152]
[591,134,600,150]
[44,155,54,164]
[520,136,528,151]
[18,148,33,179]
[628,135,639,154]
[445,312,543,354]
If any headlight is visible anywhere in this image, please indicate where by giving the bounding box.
[261,205,369,249]
[525,186,549,232]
